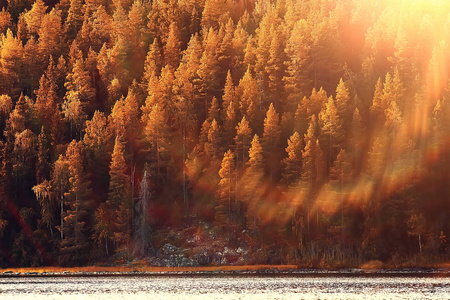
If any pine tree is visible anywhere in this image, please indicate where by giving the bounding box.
[255,8,278,100]
[294,87,328,137]
[284,19,312,107]
[335,78,351,130]
[319,96,344,170]
[94,202,113,255]
[389,26,413,85]
[83,111,113,195]
[37,73,63,139]
[243,134,264,234]
[36,127,51,184]
[427,41,449,102]
[309,87,329,117]
[262,103,281,149]
[281,131,302,187]
[180,33,202,83]
[204,119,222,159]
[66,0,85,40]
[0,29,24,98]
[301,116,325,235]
[172,90,197,210]
[198,119,211,155]
[142,103,170,182]
[51,155,70,241]
[266,25,286,111]
[262,103,281,182]
[0,9,11,35]
[62,91,86,141]
[61,140,91,265]
[89,6,112,52]
[367,137,387,179]
[215,149,236,235]
[24,0,47,36]
[4,94,28,140]
[141,38,162,93]
[164,21,181,70]
[370,77,385,124]
[64,56,95,138]
[231,20,249,81]
[110,87,140,138]
[234,116,252,167]
[134,171,152,255]
[247,135,264,175]
[143,65,175,113]
[125,0,146,77]
[84,111,113,159]
[236,67,262,130]
[382,71,404,116]
[217,18,234,83]
[23,36,43,93]
[384,98,403,132]
[76,11,93,54]
[222,70,239,142]
[330,149,352,185]
[65,56,95,107]
[391,68,405,109]
[221,70,235,121]
[201,0,227,30]
[329,148,352,237]
[348,108,365,173]
[107,136,131,251]
[195,27,220,120]
[33,128,54,237]
[37,9,63,58]
[207,96,220,123]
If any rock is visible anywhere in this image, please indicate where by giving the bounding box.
[162,243,178,255]
[236,257,245,265]
[220,256,228,265]
[196,252,210,266]
[211,252,222,265]
[181,257,193,267]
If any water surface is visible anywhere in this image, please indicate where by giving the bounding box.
[1,275,449,299]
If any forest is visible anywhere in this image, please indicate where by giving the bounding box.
[0,0,450,267]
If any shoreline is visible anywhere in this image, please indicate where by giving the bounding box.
[2,265,450,278]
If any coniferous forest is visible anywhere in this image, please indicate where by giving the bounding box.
[0,0,450,267]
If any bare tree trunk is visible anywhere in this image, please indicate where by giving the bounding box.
[182,127,188,213]
[131,163,135,239]
[156,140,160,183]
[419,233,422,254]
[60,191,64,240]
[228,162,232,241]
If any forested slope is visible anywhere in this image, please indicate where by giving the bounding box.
[0,0,449,267]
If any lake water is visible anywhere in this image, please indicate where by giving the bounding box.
[1,274,450,299]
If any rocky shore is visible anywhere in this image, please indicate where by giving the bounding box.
[2,266,450,278]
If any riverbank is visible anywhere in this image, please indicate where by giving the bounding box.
[2,264,450,277]
[0,265,295,277]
